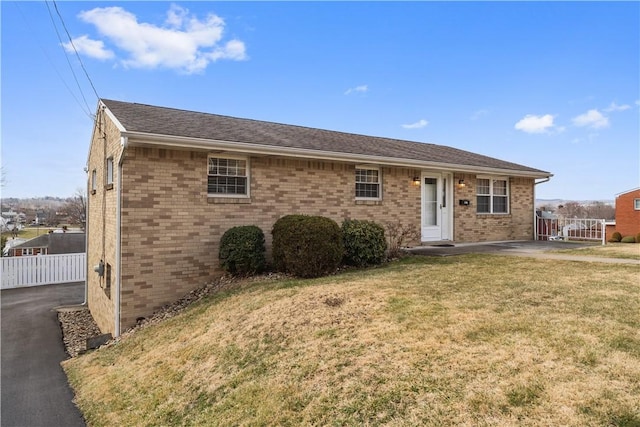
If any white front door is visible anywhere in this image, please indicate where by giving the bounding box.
[421,173,452,242]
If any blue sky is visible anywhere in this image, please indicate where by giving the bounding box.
[2,1,638,201]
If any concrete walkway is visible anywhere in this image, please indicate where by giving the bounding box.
[1,282,86,427]
[409,240,640,265]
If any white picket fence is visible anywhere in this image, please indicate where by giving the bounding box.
[0,253,86,289]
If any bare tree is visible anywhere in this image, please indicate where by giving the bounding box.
[583,202,615,220]
[557,202,586,219]
[62,188,87,229]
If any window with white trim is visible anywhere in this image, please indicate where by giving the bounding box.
[207,156,249,196]
[476,177,509,214]
[91,170,97,194]
[355,167,381,199]
[106,157,114,188]
[634,198,640,210]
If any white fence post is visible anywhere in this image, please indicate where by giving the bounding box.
[0,253,86,290]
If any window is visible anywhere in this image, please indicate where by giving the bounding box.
[635,199,640,210]
[106,157,114,189]
[476,177,509,214]
[91,170,97,194]
[207,156,248,196]
[355,167,381,199]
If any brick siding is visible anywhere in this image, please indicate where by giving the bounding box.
[453,173,534,242]
[614,189,640,238]
[87,122,537,334]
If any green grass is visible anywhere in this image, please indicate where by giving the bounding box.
[551,243,640,260]
[64,255,640,426]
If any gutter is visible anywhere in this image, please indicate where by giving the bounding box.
[122,131,553,180]
[533,177,552,241]
[114,136,127,337]
[82,166,89,306]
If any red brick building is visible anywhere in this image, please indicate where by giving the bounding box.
[610,188,640,239]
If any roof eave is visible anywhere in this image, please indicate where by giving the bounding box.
[123,131,552,179]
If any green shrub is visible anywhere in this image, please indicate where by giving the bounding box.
[272,215,344,278]
[636,233,640,244]
[609,231,622,243]
[342,219,387,267]
[219,225,266,275]
[620,236,636,244]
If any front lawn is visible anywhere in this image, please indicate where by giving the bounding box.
[552,242,640,260]
[63,255,640,426]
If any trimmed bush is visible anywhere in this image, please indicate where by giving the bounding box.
[219,226,266,275]
[272,215,344,278]
[342,219,387,267]
[621,236,636,244]
[609,231,622,243]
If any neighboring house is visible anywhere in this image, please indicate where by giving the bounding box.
[86,99,552,335]
[34,211,47,226]
[8,232,85,257]
[605,188,640,241]
[3,238,28,257]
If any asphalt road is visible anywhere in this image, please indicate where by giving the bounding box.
[1,282,86,427]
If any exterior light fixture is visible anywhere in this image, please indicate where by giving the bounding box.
[458,179,466,188]
[412,176,420,186]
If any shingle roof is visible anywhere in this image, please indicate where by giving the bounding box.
[101,99,550,176]
[13,233,85,254]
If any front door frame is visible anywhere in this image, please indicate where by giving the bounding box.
[420,171,453,242]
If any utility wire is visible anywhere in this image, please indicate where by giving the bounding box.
[13,2,93,121]
[52,0,101,103]
[44,0,94,118]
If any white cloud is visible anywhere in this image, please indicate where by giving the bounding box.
[470,109,489,120]
[62,35,114,60]
[514,114,556,134]
[604,102,631,112]
[75,5,246,74]
[344,85,368,95]
[572,109,609,129]
[401,119,429,129]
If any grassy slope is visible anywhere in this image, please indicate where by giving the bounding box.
[64,255,640,426]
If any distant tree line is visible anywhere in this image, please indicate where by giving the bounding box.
[538,201,615,220]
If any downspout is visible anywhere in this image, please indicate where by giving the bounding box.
[114,136,127,337]
[533,178,551,241]
[82,166,89,305]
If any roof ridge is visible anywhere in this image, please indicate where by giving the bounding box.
[101,98,441,148]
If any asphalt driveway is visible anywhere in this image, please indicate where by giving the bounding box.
[1,282,86,427]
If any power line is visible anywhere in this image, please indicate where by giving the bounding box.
[12,2,93,121]
[52,0,101,103]
[44,0,94,118]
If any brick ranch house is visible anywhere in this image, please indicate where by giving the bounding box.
[605,187,640,241]
[86,99,552,335]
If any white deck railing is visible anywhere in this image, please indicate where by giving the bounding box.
[536,215,606,245]
[0,253,86,289]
